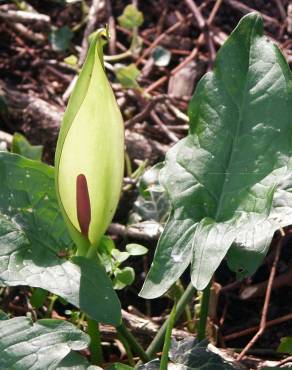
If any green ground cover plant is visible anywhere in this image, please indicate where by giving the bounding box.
[0,10,292,369]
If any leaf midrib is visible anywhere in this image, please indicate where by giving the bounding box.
[214,22,256,222]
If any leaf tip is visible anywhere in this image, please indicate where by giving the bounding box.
[238,11,263,34]
[191,274,210,292]
[138,281,161,300]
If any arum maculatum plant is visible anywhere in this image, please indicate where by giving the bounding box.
[2,11,292,370]
[55,28,124,259]
[139,11,292,349]
[54,28,150,366]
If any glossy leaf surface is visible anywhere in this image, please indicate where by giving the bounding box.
[0,317,89,370]
[137,338,236,369]
[140,13,292,297]
[56,351,98,369]
[131,163,169,225]
[0,152,121,325]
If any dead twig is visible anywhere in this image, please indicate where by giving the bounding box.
[211,26,228,46]
[277,355,292,367]
[144,0,222,94]
[4,27,35,58]
[223,312,292,342]
[0,8,50,26]
[136,13,193,65]
[137,0,214,66]
[63,0,104,102]
[0,131,13,146]
[99,309,189,345]
[237,229,285,360]
[172,0,221,76]
[63,75,78,102]
[106,0,117,55]
[116,25,152,47]
[150,110,179,143]
[79,0,103,66]
[0,79,167,164]
[223,0,280,26]
[46,65,72,84]
[8,23,45,43]
[108,222,161,241]
[287,3,292,34]
[274,0,287,21]
[184,0,216,64]
[184,0,205,29]
[239,268,292,300]
[125,95,169,128]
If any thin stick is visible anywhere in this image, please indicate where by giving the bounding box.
[136,1,214,66]
[144,0,222,94]
[79,0,102,65]
[223,0,279,26]
[0,8,50,25]
[274,0,287,21]
[224,312,292,342]
[150,111,179,143]
[237,229,285,360]
[136,14,193,65]
[63,0,102,102]
[184,0,216,63]
[277,354,292,367]
[240,268,292,300]
[106,0,116,55]
[184,0,205,29]
[125,95,168,128]
[172,0,221,76]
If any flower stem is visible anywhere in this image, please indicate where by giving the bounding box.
[83,245,104,365]
[117,322,151,363]
[117,332,135,367]
[171,280,195,332]
[146,282,196,358]
[84,242,149,364]
[87,317,103,365]
[86,244,97,259]
[47,294,57,318]
[160,302,176,370]
[197,282,211,341]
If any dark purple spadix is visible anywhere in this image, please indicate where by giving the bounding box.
[76,174,91,238]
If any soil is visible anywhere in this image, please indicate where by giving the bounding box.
[1,0,292,369]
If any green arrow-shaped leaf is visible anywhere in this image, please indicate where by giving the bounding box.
[0,317,89,370]
[140,12,292,297]
[0,152,121,325]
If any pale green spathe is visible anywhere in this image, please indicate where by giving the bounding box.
[55,30,124,250]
